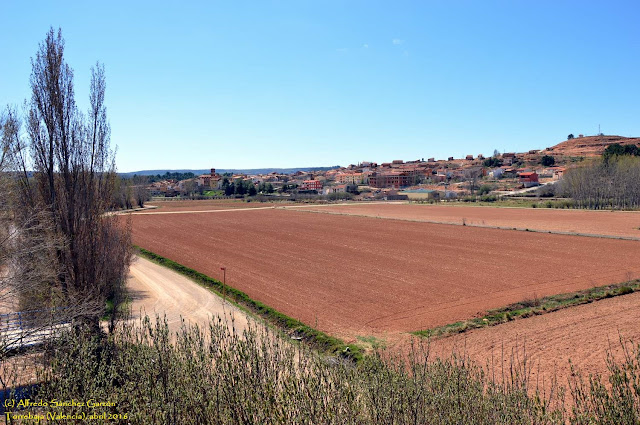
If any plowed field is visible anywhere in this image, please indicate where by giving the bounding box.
[428,290,640,388]
[131,208,640,341]
[298,203,640,239]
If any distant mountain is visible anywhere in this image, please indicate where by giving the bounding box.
[548,135,640,157]
[119,166,341,178]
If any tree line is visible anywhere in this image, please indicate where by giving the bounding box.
[560,147,640,209]
[135,171,195,183]
[221,178,274,196]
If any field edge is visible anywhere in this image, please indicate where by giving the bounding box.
[134,246,364,361]
[414,280,640,339]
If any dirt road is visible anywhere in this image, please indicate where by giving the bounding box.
[127,256,250,334]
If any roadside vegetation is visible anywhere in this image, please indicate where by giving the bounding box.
[415,279,640,339]
[2,315,637,424]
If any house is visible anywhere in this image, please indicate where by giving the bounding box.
[518,172,539,187]
[465,155,474,161]
[324,184,347,194]
[197,168,221,189]
[502,153,517,165]
[300,180,323,191]
[549,167,566,180]
[335,172,365,184]
[501,167,518,178]
[369,170,420,189]
[400,189,440,200]
[385,190,409,201]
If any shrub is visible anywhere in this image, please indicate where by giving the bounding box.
[477,184,493,196]
[326,192,355,201]
[541,155,555,166]
[618,286,634,295]
[479,194,497,202]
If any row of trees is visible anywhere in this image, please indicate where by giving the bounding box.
[112,179,150,209]
[0,28,131,338]
[143,171,195,183]
[221,178,274,196]
[560,154,640,209]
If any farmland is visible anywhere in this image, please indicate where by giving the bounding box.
[131,205,640,342]
[428,290,640,388]
[297,203,640,239]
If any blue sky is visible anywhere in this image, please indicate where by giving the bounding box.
[1,1,639,172]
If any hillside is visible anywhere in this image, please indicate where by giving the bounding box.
[547,135,640,156]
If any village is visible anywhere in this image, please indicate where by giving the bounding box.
[143,148,567,201]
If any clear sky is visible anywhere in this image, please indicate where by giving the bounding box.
[2,1,639,172]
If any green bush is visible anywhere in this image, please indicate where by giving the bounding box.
[618,286,634,295]
[540,155,555,166]
[479,194,497,202]
[477,184,493,195]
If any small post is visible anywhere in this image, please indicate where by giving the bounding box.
[220,267,226,302]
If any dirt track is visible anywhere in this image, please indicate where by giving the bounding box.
[141,199,294,213]
[299,203,640,239]
[427,291,640,388]
[127,256,249,334]
[131,209,640,341]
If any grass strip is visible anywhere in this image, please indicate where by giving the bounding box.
[414,279,640,339]
[135,246,363,362]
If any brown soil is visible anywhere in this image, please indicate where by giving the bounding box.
[297,203,640,239]
[131,209,640,342]
[425,290,640,390]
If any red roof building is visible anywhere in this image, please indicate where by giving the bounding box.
[301,180,323,191]
[518,172,539,187]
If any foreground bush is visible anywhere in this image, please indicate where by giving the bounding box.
[8,316,640,424]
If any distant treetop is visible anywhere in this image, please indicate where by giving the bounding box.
[603,143,640,161]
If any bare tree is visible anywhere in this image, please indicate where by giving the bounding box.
[133,185,150,207]
[464,167,482,195]
[7,28,132,332]
[561,156,640,209]
[0,109,64,373]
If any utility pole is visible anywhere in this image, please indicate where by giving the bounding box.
[220,267,226,302]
